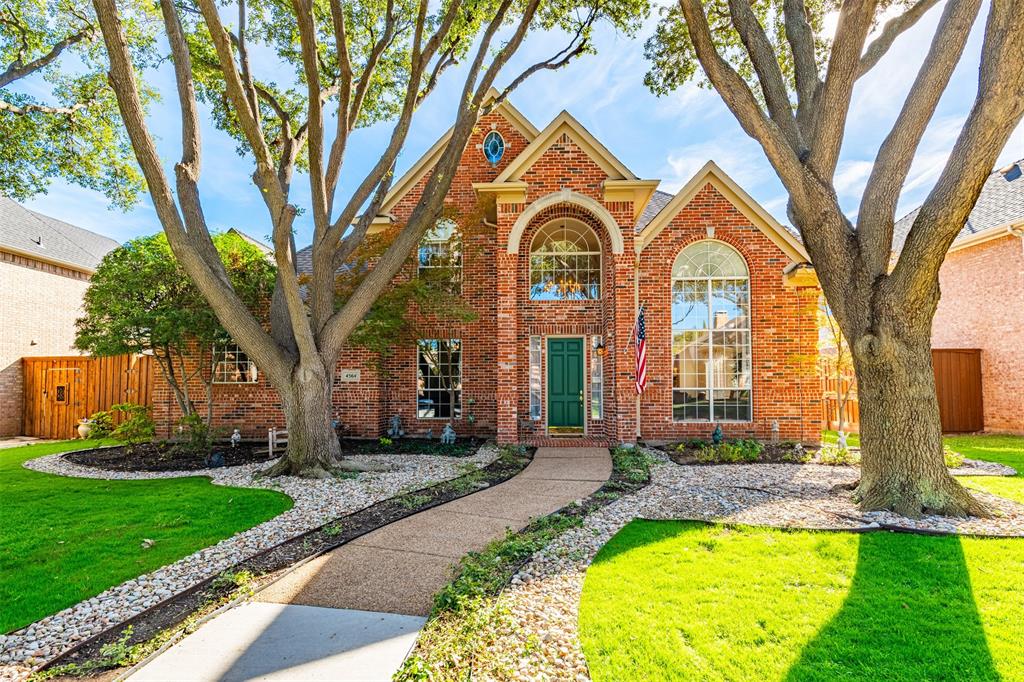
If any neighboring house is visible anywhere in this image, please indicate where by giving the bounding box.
[152,98,823,445]
[0,197,119,436]
[894,160,1024,434]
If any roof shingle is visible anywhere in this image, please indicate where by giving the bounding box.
[0,196,119,271]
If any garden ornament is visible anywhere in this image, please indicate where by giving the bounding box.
[441,423,457,445]
[388,414,405,439]
[206,451,225,468]
[230,429,242,448]
[770,420,779,444]
[837,431,848,449]
[712,425,723,445]
[793,443,805,459]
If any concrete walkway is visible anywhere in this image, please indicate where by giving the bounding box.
[128,447,610,681]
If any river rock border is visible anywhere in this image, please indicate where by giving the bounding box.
[475,451,1024,681]
[0,444,499,676]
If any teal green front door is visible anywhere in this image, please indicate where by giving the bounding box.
[547,337,584,431]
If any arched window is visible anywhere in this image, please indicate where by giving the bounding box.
[529,218,601,300]
[671,240,751,421]
[418,218,461,291]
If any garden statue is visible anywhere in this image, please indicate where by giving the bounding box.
[441,423,457,445]
[837,431,848,449]
[711,425,723,445]
[77,418,93,440]
[206,451,225,468]
[793,443,805,460]
[388,414,405,439]
[230,429,242,448]
[770,420,779,444]
[426,428,434,440]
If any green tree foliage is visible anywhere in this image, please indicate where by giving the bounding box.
[0,0,158,208]
[75,232,275,422]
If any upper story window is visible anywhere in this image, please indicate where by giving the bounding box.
[418,218,461,291]
[213,343,259,384]
[671,240,751,422]
[417,339,462,419]
[529,218,602,301]
[483,130,505,165]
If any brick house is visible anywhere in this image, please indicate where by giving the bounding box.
[153,99,823,445]
[0,197,119,436]
[894,160,1024,434]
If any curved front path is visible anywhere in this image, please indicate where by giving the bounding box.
[127,447,612,681]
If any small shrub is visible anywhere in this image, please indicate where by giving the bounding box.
[397,493,433,510]
[110,403,155,453]
[782,447,812,464]
[173,413,216,458]
[944,445,965,468]
[85,410,115,438]
[610,446,655,483]
[818,443,860,466]
[379,436,393,447]
[696,440,763,464]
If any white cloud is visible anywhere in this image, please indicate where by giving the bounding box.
[833,160,874,197]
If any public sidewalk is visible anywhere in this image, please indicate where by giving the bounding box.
[129,447,611,681]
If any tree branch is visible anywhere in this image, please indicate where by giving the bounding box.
[807,0,878,181]
[782,0,821,140]
[0,24,92,88]
[857,0,982,276]
[858,0,943,78]
[890,0,1024,303]
[727,0,803,153]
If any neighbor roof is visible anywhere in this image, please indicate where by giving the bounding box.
[0,196,119,272]
[892,159,1024,252]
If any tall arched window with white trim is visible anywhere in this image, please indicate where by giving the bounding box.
[529,218,602,300]
[671,240,751,421]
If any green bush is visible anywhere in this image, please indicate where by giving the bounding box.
[944,445,965,468]
[818,443,860,466]
[610,446,655,483]
[85,410,114,438]
[695,440,763,464]
[111,403,155,453]
[172,413,216,458]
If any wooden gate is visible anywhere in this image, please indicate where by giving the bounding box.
[23,354,155,439]
[933,349,984,433]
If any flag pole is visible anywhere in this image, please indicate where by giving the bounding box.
[624,302,644,352]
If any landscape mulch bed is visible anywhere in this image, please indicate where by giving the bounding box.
[65,437,488,472]
[660,441,819,466]
[41,445,533,680]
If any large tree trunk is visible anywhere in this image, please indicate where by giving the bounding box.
[261,359,382,478]
[849,324,987,518]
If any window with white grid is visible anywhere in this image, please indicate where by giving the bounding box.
[418,218,461,292]
[529,218,601,300]
[529,336,542,420]
[590,336,603,420]
[417,339,462,419]
[671,241,751,422]
[212,344,259,384]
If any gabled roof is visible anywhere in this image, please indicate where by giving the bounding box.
[378,91,540,216]
[226,227,273,256]
[493,110,637,183]
[0,196,119,273]
[635,161,808,263]
[893,158,1024,253]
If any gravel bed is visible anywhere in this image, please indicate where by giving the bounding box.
[484,451,1024,681]
[0,445,499,677]
[951,458,1017,477]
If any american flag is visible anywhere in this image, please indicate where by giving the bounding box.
[634,306,647,394]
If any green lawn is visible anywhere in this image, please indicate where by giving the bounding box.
[0,440,292,633]
[581,520,1024,682]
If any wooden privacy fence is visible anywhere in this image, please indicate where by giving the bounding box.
[820,349,984,434]
[22,354,155,439]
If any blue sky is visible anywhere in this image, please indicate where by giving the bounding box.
[24,0,1024,247]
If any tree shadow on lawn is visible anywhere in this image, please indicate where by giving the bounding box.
[783,532,998,682]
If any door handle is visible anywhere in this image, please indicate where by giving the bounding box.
[579,390,584,404]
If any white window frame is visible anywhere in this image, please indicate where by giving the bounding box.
[590,335,603,420]
[417,218,462,292]
[416,339,462,420]
[212,343,259,384]
[671,240,752,423]
[528,218,603,301]
[529,336,543,420]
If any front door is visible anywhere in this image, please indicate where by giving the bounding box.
[547,337,584,432]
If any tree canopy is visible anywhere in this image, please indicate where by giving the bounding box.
[75,231,276,420]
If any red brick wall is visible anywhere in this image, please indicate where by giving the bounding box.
[151,112,823,445]
[932,234,1024,433]
[636,184,822,443]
